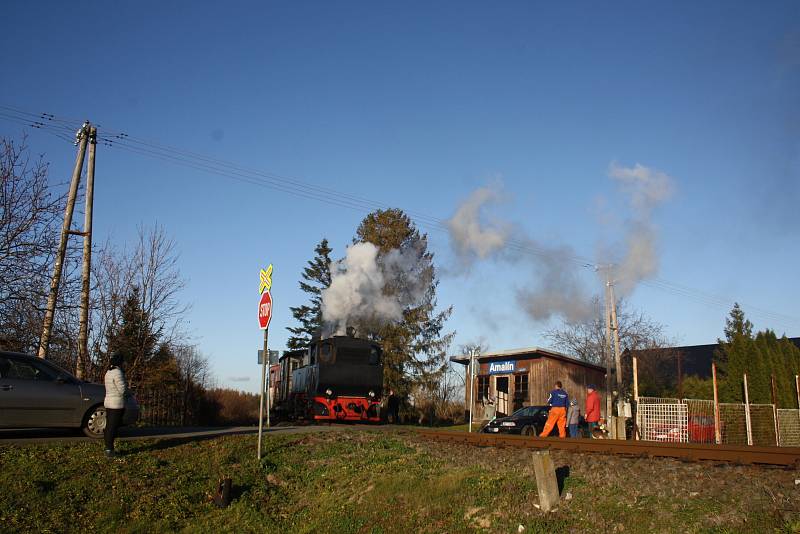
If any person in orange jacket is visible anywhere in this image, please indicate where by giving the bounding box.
[540,381,568,438]
[585,384,601,432]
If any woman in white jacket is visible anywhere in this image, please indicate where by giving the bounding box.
[103,352,128,457]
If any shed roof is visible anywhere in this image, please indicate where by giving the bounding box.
[450,346,606,373]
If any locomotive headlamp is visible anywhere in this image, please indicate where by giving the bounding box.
[325,388,333,397]
[368,390,375,398]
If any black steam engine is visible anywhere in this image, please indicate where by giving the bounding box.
[275,336,383,422]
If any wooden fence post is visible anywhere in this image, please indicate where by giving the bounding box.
[743,374,752,446]
[712,363,721,445]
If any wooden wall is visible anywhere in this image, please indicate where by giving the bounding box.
[468,355,606,418]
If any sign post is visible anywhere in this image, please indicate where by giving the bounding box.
[257,264,273,460]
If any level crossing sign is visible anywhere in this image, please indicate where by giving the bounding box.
[258,264,273,330]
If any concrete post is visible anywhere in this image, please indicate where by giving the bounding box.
[531,450,560,512]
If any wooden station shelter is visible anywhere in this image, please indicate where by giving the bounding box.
[451,347,607,420]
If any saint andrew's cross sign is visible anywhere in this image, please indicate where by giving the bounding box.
[258,264,273,330]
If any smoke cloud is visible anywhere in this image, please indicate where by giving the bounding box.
[445,162,674,324]
[607,162,674,295]
[321,241,429,335]
[447,185,509,265]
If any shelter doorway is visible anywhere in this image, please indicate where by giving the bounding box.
[496,376,509,416]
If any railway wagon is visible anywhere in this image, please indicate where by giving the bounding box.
[276,336,383,422]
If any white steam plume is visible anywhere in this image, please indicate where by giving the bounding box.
[445,162,674,324]
[447,185,509,264]
[321,242,429,336]
[607,162,674,295]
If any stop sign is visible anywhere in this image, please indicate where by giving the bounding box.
[258,291,273,330]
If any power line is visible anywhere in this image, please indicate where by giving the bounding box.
[1,104,797,329]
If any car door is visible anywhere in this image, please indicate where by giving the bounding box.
[0,356,83,427]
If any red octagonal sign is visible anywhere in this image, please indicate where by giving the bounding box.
[258,291,273,330]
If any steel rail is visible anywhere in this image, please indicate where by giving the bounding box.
[417,429,800,468]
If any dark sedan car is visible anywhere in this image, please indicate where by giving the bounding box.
[482,405,551,436]
[0,351,139,438]
[482,405,590,437]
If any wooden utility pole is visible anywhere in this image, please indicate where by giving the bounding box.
[76,126,97,378]
[38,122,90,359]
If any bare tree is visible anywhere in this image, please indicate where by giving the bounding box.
[89,224,191,376]
[0,136,81,368]
[545,296,668,364]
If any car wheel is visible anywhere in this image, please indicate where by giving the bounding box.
[521,425,534,436]
[82,405,106,439]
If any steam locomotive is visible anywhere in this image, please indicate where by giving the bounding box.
[275,336,383,422]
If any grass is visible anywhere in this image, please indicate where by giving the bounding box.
[0,430,798,533]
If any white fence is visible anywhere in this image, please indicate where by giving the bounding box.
[637,398,797,447]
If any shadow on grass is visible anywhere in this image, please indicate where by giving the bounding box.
[555,465,570,495]
[122,434,236,455]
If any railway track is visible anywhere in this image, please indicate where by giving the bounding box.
[418,429,800,467]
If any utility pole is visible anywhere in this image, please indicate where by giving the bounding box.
[608,282,625,439]
[467,348,475,432]
[76,126,97,378]
[38,122,90,359]
[603,270,613,423]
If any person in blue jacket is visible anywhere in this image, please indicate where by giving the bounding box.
[540,381,569,438]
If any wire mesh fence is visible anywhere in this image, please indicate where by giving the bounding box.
[777,409,800,447]
[638,399,796,447]
[637,402,688,442]
[638,397,681,404]
[683,399,716,444]
[749,404,777,447]
[718,403,748,445]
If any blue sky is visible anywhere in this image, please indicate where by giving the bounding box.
[2,2,798,391]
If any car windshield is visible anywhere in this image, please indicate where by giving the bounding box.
[512,407,535,417]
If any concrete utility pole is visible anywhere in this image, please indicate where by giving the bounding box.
[608,279,624,422]
[76,126,97,378]
[468,348,475,432]
[603,272,613,423]
[38,122,90,359]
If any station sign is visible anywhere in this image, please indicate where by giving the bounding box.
[488,360,515,375]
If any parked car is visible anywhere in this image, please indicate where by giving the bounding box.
[482,405,550,436]
[0,351,139,438]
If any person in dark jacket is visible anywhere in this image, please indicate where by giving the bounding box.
[387,389,400,424]
[103,352,128,457]
[540,381,569,438]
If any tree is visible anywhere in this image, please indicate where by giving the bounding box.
[286,239,332,349]
[715,304,800,406]
[353,209,454,399]
[105,286,160,385]
[0,136,81,369]
[545,296,668,365]
[90,225,190,376]
[723,302,753,340]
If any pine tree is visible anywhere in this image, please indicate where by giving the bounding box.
[352,209,454,399]
[105,286,160,384]
[286,239,333,349]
